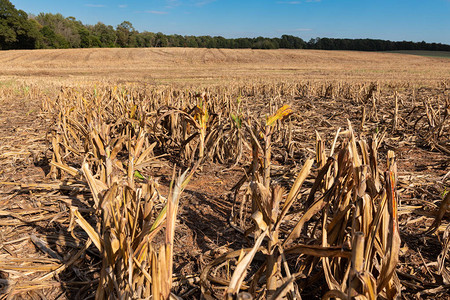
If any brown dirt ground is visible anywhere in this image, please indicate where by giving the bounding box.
[1,91,448,299]
[0,48,449,299]
[0,92,246,298]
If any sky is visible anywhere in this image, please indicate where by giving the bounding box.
[10,0,450,44]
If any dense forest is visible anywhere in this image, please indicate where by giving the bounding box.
[1,0,449,51]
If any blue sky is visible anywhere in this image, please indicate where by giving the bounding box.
[10,0,450,44]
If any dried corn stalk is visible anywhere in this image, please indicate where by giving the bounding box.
[204,122,401,299]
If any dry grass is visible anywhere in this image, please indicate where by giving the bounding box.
[0,48,449,299]
[0,48,449,85]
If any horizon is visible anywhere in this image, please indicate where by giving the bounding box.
[9,0,450,45]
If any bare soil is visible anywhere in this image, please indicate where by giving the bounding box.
[0,48,449,299]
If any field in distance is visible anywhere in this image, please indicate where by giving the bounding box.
[387,50,450,58]
[0,47,449,299]
[0,47,449,85]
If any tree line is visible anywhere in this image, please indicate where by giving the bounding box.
[1,0,449,51]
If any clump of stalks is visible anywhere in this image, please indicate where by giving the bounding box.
[203,117,401,299]
[69,162,193,299]
[41,81,450,299]
[43,81,421,169]
[153,92,222,165]
[418,96,449,154]
[48,85,200,298]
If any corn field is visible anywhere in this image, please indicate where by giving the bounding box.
[0,77,449,299]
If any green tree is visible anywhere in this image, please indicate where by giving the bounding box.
[280,35,306,49]
[185,36,198,47]
[167,34,183,47]
[234,38,252,48]
[154,32,168,47]
[77,26,92,48]
[116,21,136,47]
[136,31,155,47]
[214,36,228,48]
[39,25,70,48]
[0,0,40,49]
[35,13,80,48]
[92,22,116,47]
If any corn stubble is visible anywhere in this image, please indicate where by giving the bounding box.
[205,111,402,299]
[23,80,448,299]
[46,86,202,299]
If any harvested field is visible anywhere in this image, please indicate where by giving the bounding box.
[0,48,449,299]
[0,48,449,84]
